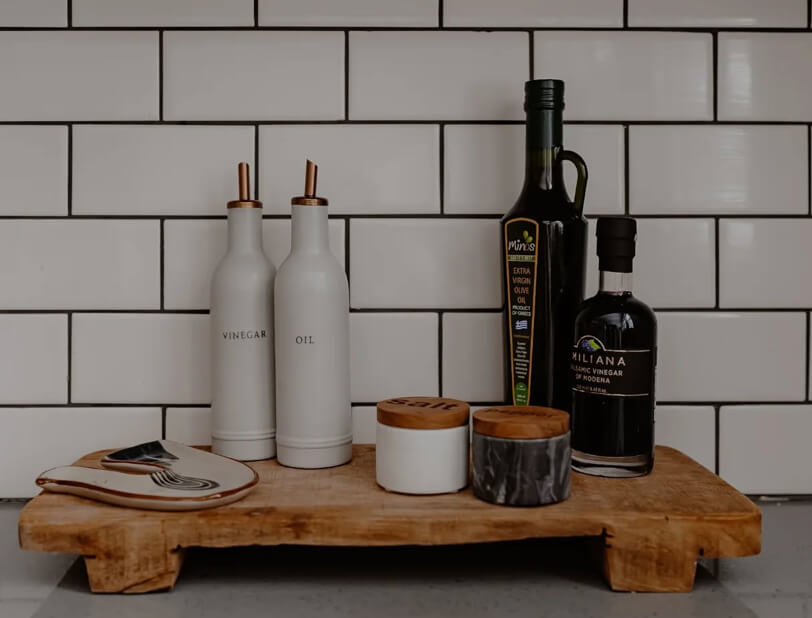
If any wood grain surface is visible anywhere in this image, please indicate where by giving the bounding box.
[18,445,760,594]
[472,406,570,439]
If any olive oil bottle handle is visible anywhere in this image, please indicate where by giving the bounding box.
[558,150,588,216]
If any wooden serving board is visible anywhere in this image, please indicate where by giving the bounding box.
[18,445,760,594]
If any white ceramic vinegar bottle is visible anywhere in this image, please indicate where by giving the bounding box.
[210,162,276,461]
[275,160,352,468]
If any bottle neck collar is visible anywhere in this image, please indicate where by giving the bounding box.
[291,204,329,252]
[599,271,633,295]
[227,207,263,252]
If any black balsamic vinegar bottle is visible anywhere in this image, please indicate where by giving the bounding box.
[501,79,588,411]
[571,217,657,478]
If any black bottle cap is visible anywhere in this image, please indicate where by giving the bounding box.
[524,79,564,111]
[596,217,636,273]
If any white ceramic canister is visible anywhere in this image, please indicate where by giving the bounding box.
[274,160,352,469]
[376,397,470,494]
[210,162,276,461]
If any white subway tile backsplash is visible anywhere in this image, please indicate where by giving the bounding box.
[442,313,503,403]
[73,125,254,216]
[720,220,812,308]
[629,0,806,28]
[657,313,806,402]
[719,34,812,121]
[0,221,159,309]
[534,32,712,121]
[0,0,65,26]
[630,125,807,215]
[0,315,67,404]
[655,406,715,471]
[0,32,158,121]
[351,406,377,444]
[73,0,254,26]
[349,32,527,121]
[0,126,67,216]
[0,407,160,497]
[445,0,622,27]
[350,313,438,402]
[586,219,716,308]
[350,219,501,309]
[260,125,439,215]
[259,0,437,26]
[72,314,210,404]
[164,219,345,310]
[444,124,624,216]
[164,31,344,121]
[720,405,812,494]
[165,407,212,446]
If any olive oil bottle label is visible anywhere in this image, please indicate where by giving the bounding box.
[504,218,539,405]
[571,335,652,397]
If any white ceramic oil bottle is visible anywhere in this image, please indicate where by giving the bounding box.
[210,162,276,461]
[275,160,352,469]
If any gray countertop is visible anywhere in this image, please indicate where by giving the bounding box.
[1,498,810,618]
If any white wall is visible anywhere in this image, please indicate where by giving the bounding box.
[0,0,810,496]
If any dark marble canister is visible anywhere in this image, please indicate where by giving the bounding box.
[471,406,571,507]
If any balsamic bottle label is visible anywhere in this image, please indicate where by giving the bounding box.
[504,218,539,405]
[571,335,652,397]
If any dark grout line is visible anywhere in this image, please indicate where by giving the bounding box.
[623,0,628,28]
[714,405,720,475]
[66,0,71,27]
[806,312,811,401]
[158,31,164,121]
[254,0,259,27]
[438,0,443,28]
[623,125,630,215]
[66,312,72,403]
[439,123,445,214]
[528,30,534,79]
[712,33,718,121]
[9,26,812,32]
[0,120,810,126]
[66,125,73,216]
[808,125,811,216]
[0,403,211,408]
[254,125,260,199]
[161,406,167,439]
[808,0,811,28]
[344,217,351,285]
[159,219,165,310]
[344,31,349,120]
[437,311,444,396]
[714,218,720,308]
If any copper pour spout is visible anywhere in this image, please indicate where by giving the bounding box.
[291,159,328,206]
[227,162,262,209]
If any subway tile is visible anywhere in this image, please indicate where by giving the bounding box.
[721,220,812,308]
[260,125,439,215]
[165,407,212,446]
[657,313,806,402]
[0,220,159,309]
[164,31,344,121]
[0,0,65,26]
[350,219,501,309]
[350,313,438,402]
[259,0,437,26]
[0,126,67,216]
[655,406,715,471]
[586,219,716,308]
[73,125,254,216]
[445,0,622,26]
[73,0,253,26]
[442,313,504,403]
[349,31,527,121]
[0,32,158,121]
[719,34,812,121]
[534,32,712,121]
[630,125,807,215]
[72,314,210,404]
[0,315,67,404]
[352,406,377,444]
[720,405,812,494]
[164,219,345,310]
[444,124,623,216]
[629,0,805,27]
[0,407,160,497]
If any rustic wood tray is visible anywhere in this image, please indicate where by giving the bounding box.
[18,444,760,594]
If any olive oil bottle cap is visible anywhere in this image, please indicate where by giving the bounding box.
[597,216,637,273]
[525,79,564,111]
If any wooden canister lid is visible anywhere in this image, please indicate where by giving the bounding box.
[472,406,569,439]
[377,397,470,430]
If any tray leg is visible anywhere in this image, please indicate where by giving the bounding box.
[81,525,185,594]
[601,524,698,592]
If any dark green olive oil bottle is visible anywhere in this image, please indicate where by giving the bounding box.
[501,79,588,412]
